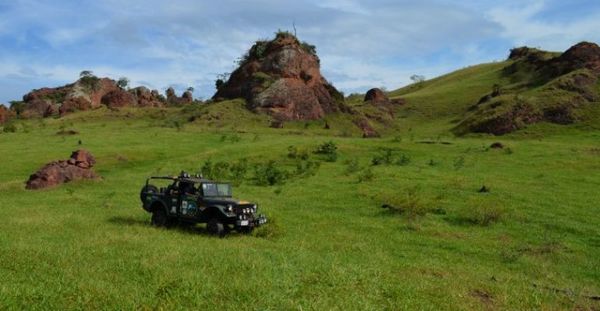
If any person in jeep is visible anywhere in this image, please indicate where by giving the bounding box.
[140,172,267,236]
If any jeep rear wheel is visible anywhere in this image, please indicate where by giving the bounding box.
[151,208,169,227]
[207,218,225,237]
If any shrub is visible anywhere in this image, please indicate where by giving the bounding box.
[314,141,338,162]
[453,156,465,170]
[344,158,360,175]
[372,148,394,165]
[294,160,320,177]
[457,199,505,226]
[229,158,249,185]
[301,42,317,56]
[287,145,298,159]
[381,188,428,221]
[2,122,17,133]
[201,159,214,179]
[254,161,288,186]
[357,167,374,183]
[252,217,284,240]
[396,154,411,166]
[288,146,309,160]
[212,161,230,180]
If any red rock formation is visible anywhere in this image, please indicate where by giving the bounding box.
[26,150,99,190]
[0,105,14,124]
[22,77,167,117]
[101,90,136,109]
[131,87,164,107]
[213,32,347,120]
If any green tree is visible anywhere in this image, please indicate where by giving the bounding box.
[117,77,129,89]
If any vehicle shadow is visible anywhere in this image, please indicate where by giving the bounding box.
[107,216,234,237]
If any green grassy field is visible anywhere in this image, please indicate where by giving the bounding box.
[1,107,599,310]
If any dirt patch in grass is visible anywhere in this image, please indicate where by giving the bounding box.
[56,129,79,135]
[470,289,494,308]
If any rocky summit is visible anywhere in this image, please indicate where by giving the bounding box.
[213,32,347,121]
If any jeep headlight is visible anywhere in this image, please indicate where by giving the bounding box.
[252,204,257,212]
[226,205,233,212]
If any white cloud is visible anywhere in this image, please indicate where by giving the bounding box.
[0,0,599,103]
[488,1,600,51]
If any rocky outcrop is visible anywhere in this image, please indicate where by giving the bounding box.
[166,87,193,105]
[0,105,14,124]
[551,42,600,75]
[21,77,167,117]
[26,150,99,190]
[131,87,165,107]
[213,32,347,120]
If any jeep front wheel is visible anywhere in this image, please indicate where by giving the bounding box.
[207,218,225,237]
[151,208,169,227]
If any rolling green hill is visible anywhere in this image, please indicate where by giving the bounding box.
[384,43,600,136]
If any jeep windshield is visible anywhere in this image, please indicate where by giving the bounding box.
[201,182,232,197]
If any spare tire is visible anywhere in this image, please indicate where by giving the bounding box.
[140,184,158,203]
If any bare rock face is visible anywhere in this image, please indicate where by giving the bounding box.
[101,90,137,109]
[213,32,347,120]
[0,105,14,124]
[21,77,167,117]
[26,150,98,190]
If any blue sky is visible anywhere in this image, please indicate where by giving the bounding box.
[0,0,599,104]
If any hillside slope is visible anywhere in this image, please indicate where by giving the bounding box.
[387,42,600,136]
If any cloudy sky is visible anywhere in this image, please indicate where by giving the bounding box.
[0,0,599,103]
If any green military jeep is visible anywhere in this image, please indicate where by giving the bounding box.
[140,172,267,236]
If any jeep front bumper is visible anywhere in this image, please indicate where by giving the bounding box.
[235,214,267,227]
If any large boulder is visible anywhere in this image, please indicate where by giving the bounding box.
[26,150,99,190]
[364,88,389,103]
[213,32,347,120]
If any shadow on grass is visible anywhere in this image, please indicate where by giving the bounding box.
[107,216,253,238]
[107,216,211,236]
